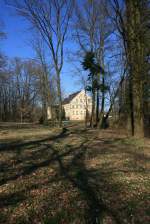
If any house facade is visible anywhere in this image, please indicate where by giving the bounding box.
[63,90,92,120]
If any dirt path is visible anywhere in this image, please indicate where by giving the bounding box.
[0,125,149,224]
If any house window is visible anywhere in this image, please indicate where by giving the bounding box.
[80,99,82,102]
[80,111,83,114]
[76,111,78,115]
[88,99,91,103]
[72,105,74,109]
[76,105,78,109]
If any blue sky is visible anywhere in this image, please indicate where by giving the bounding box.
[0,0,81,95]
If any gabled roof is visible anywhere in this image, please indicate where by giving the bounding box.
[63,91,81,105]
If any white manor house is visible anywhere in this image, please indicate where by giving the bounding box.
[63,90,92,120]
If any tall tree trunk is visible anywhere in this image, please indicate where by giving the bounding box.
[57,71,62,127]
[101,75,105,114]
[98,18,105,128]
[40,72,48,124]
[99,74,105,127]
[126,0,144,137]
[128,73,134,135]
[84,89,88,128]
[95,89,100,127]
[90,89,95,128]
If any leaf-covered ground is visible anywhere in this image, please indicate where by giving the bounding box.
[0,123,149,224]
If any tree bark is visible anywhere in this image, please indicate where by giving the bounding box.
[95,89,100,126]
[56,71,62,127]
[90,88,96,128]
[126,0,144,137]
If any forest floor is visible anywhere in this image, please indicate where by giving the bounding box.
[0,123,149,224]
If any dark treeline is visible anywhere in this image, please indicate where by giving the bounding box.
[0,55,57,123]
[1,0,150,137]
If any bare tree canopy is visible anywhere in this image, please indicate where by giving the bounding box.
[0,0,149,136]
[6,0,74,126]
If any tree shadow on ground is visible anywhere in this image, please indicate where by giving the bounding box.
[0,127,68,152]
[0,127,149,224]
[0,127,119,223]
[46,132,149,224]
[0,129,72,185]
[49,143,122,224]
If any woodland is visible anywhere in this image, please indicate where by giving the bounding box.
[0,2,150,223]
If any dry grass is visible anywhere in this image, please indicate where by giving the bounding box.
[0,123,149,224]
[0,123,61,143]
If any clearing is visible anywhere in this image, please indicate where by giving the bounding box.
[0,123,149,224]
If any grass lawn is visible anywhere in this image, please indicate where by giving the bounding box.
[0,123,149,224]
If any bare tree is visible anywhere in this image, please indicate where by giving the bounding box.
[7,0,74,126]
[0,57,42,122]
[31,38,53,123]
[74,0,114,127]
